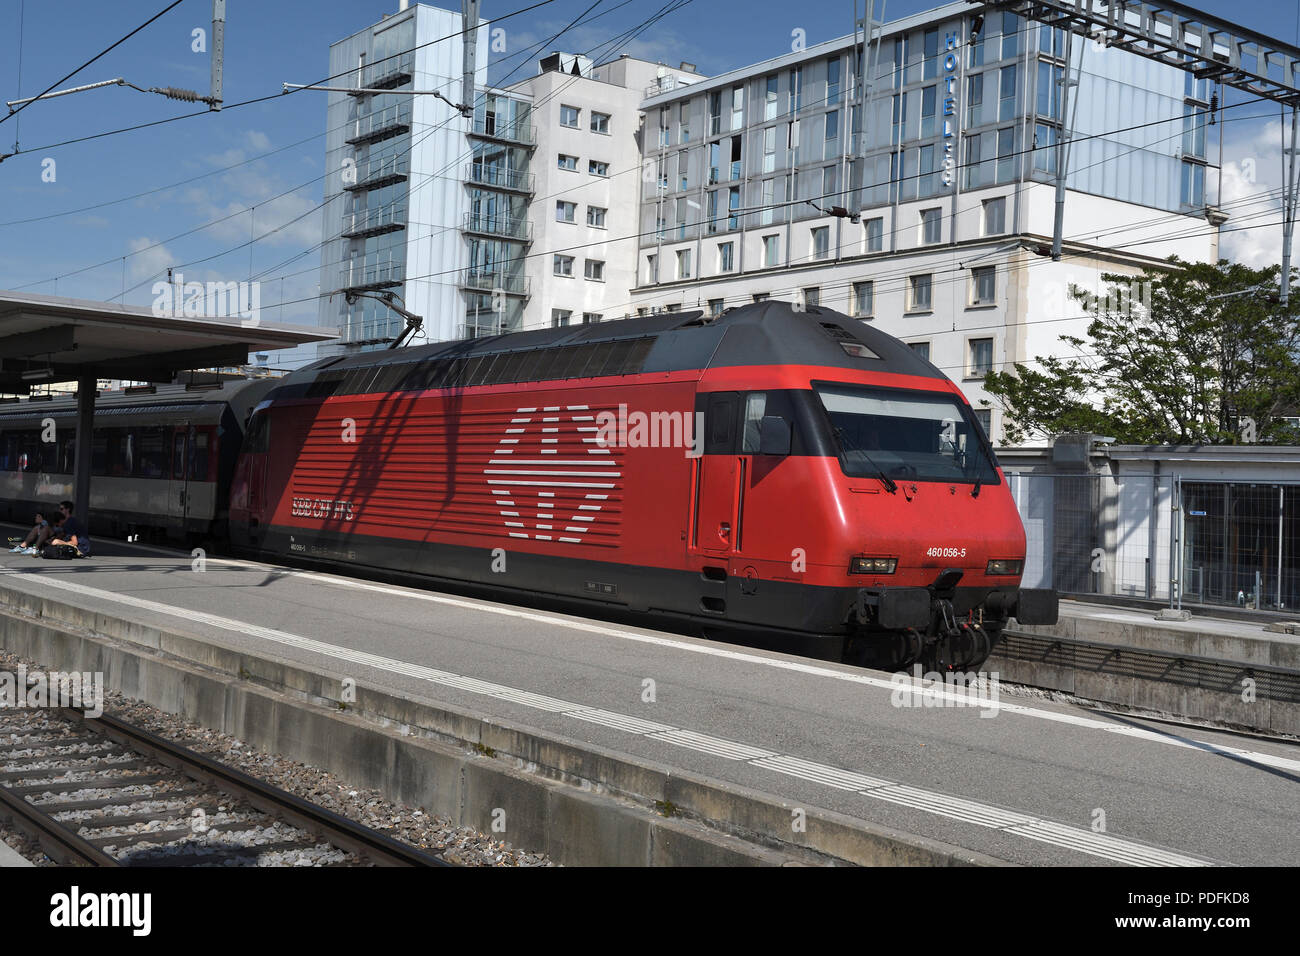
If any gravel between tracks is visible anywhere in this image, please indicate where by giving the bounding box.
[0,649,555,867]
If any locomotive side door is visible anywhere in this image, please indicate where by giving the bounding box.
[692,392,741,556]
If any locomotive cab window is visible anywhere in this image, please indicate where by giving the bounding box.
[815,384,999,485]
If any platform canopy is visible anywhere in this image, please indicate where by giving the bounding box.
[0,289,335,393]
[0,289,337,523]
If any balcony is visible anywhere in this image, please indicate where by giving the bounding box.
[351,53,414,94]
[460,270,530,296]
[462,212,532,241]
[345,105,411,146]
[459,321,513,340]
[465,164,534,194]
[344,154,409,192]
[469,117,535,146]
[339,256,404,293]
[341,202,407,240]
[644,74,698,99]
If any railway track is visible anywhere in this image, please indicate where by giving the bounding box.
[0,706,452,867]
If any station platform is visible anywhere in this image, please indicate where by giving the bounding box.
[1,532,1297,867]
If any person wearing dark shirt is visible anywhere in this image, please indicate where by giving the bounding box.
[48,500,91,557]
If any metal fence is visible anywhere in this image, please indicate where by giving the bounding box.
[1007,473,1300,613]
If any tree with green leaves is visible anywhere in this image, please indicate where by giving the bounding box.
[983,258,1300,445]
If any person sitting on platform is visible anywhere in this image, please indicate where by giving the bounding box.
[10,507,52,555]
[44,500,91,559]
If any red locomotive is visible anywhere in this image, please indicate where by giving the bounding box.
[227,301,1056,671]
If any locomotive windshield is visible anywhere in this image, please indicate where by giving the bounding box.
[814,384,1000,486]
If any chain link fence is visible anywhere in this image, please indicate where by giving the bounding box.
[1007,473,1300,613]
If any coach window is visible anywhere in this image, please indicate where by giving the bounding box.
[172,432,187,480]
[742,393,767,453]
[189,431,211,481]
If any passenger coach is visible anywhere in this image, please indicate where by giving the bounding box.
[0,380,275,543]
[229,303,1055,671]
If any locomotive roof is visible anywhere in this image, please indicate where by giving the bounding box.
[274,302,946,401]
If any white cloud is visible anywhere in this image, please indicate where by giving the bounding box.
[1218,117,1285,267]
[125,237,175,283]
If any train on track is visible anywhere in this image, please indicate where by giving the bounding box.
[0,302,1056,671]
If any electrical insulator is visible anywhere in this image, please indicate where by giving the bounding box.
[153,87,203,102]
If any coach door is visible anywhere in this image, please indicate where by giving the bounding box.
[692,392,741,557]
[168,423,190,531]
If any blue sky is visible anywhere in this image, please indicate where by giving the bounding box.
[0,0,1295,334]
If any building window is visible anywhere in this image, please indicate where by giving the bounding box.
[587,205,607,228]
[679,101,690,142]
[1181,160,1205,207]
[708,298,725,317]
[908,274,932,312]
[824,109,839,159]
[585,259,605,281]
[752,292,770,303]
[966,73,983,128]
[1182,103,1207,159]
[589,159,609,176]
[969,337,994,376]
[811,226,830,261]
[789,65,802,114]
[923,28,939,80]
[983,197,1006,235]
[763,126,777,173]
[826,56,842,105]
[560,104,579,128]
[731,85,744,130]
[590,111,610,134]
[803,287,820,308]
[865,217,883,252]
[764,74,779,121]
[557,153,578,171]
[920,208,941,245]
[646,254,658,283]
[852,280,873,317]
[709,90,722,135]
[999,65,1017,122]
[556,200,576,223]
[892,91,907,143]
[553,255,574,276]
[677,248,692,279]
[996,126,1017,183]
[762,234,780,267]
[974,408,993,438]
[909,341,930,361]
[582,312,602,324]
[552,308,572,327]
[1038,62,1063,120]
[921,85,937,138]
[1033,123,1058,174]
[971,266,996,305]
[718,241,735,272]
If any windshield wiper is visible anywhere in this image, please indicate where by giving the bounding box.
[971,472,982,498]
[834,426,897,494]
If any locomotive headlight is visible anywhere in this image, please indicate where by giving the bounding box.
[986,559,1023,576]
[850,556,897,574]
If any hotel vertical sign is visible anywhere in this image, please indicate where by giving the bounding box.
[941,30,959,188]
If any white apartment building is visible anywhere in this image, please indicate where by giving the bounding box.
[524,55,701,332]
[626,1,1221,442]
